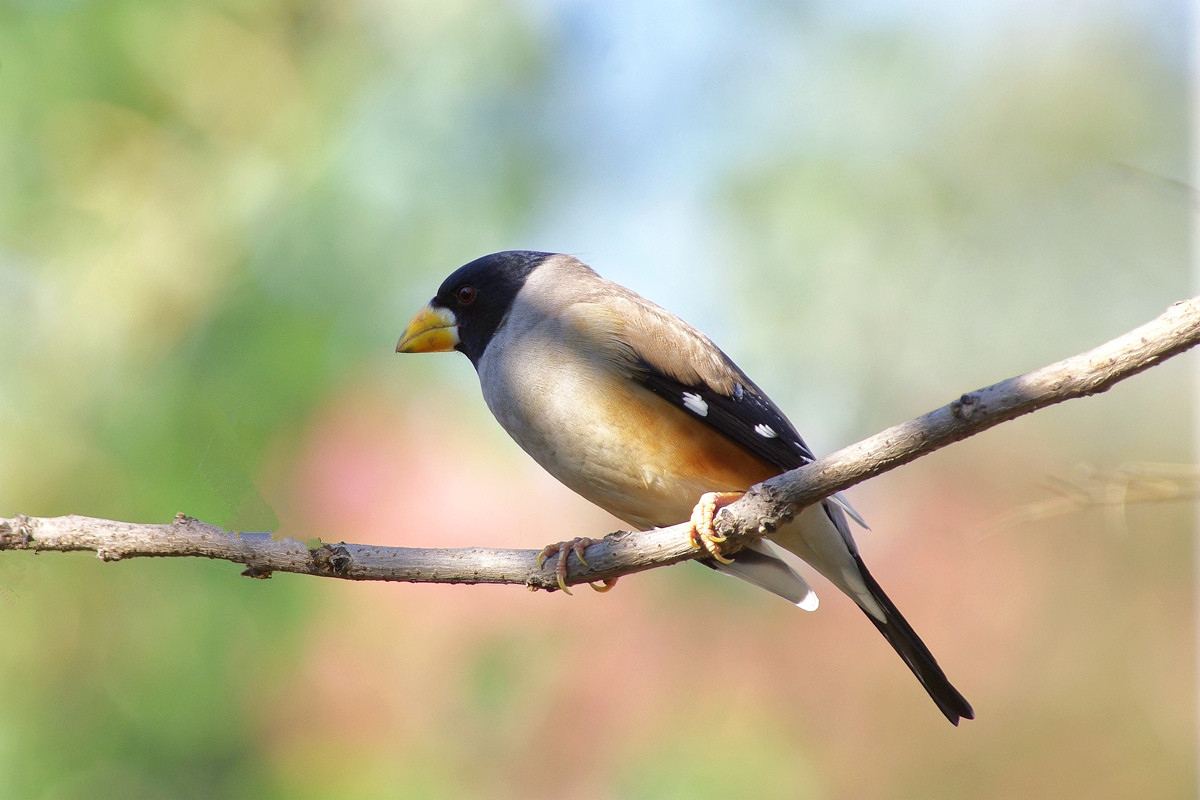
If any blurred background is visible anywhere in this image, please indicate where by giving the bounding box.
[0,1,1194,797]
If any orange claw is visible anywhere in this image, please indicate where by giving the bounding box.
[536,537,614,594]
[688,491,744,565]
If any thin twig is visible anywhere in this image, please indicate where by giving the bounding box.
[975,462,1200,538]
[3,297,1199,591]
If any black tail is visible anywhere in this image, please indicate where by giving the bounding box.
[854,555,974,725]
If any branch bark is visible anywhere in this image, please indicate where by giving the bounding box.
[3,297,1199,591]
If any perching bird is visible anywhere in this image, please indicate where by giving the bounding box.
[396,250,973,725]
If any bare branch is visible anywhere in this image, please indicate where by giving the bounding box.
[3,297,1199,591]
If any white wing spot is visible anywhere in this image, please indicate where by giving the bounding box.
[755,424,777,438]
[682,392,709,417]
[733,383,745,401]
[797,588,820,611]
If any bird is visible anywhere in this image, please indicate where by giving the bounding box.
[395,250,973,725]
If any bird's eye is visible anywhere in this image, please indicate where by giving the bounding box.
[456,285,477,306]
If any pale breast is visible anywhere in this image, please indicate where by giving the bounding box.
[478,317,775,530]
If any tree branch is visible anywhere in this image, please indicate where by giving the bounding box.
[3,297,1199,591]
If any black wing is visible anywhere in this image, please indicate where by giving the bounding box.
[632,357,815,472]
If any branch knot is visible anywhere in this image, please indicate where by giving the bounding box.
[0,515,33,548]
[951,392,982,420]
[311,543,353,575]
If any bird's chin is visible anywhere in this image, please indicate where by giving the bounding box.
[396,305,459,353]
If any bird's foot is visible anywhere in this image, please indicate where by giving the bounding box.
[688,491,744,565]
[535,537,618,595]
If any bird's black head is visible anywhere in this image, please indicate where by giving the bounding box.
[396,250,553,365]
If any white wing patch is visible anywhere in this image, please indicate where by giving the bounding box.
[682,392,709,417]
[754,423,777,438]
[796,587,820,611]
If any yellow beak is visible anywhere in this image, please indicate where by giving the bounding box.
[395,304,459,353]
